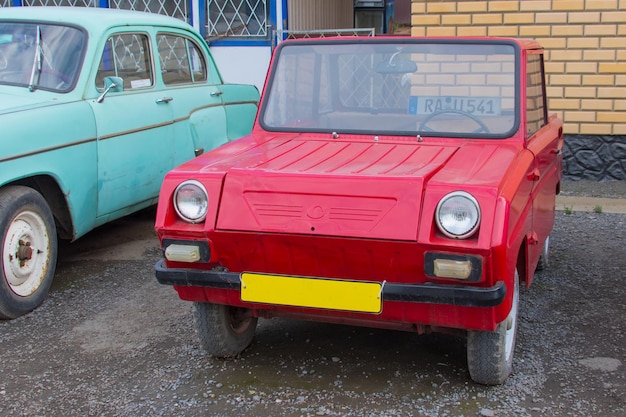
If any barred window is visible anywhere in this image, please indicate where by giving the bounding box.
[207,0,268,39]
[158,33,207,85]
[110,0,189,21]
[96,33,153,90]
[21,0,96,6]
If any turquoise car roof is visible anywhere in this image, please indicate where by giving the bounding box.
[0,6,193,33]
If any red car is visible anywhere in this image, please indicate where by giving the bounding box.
[154,37,563,385]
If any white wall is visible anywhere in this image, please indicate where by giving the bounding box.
[210,46,272,93]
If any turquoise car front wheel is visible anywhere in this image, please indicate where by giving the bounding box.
[0,186,58,319]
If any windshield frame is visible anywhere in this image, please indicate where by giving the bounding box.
[259,37,521,139]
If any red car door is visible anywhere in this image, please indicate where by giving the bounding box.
[525,51,564,281]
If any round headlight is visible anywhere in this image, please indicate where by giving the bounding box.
[435,191,480,239]
[174,180,208,223]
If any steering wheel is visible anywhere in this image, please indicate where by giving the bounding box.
[0,50,7,70]
[419,110,491,134]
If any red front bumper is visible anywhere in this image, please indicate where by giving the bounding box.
[155,259,505,332]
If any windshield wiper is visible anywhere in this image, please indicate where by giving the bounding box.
[28,25,42,92]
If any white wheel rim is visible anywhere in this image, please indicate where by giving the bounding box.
[504,274,519,361]
[3,210,51,297]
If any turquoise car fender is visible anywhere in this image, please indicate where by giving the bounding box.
[183,84,259,160]
[187,104,228,160]
[221,83,260,141]
[0,99,98,240]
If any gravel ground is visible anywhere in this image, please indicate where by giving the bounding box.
[1,189,625,416]
[560,179,626,199]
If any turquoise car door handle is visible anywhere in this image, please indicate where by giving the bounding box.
[156,97,173,104]
[210,90,223,97]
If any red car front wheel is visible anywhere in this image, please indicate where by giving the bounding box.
[193,302,258,357]
[467,270,520,385]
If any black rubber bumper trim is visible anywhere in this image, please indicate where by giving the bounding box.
[382,281,505,307]
[154,260,506,307]
[155,259,240,289]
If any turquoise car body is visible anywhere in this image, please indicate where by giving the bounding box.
[0,7,259,319]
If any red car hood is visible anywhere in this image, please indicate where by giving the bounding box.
[213,136,515,241]
[210,136,520,241]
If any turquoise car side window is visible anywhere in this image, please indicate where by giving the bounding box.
[157,33,208,85]
[96,33,154,91]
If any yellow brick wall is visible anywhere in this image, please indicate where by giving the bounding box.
[411,0,626,135]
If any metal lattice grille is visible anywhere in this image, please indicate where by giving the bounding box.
[339,54,410,111]
[158,35,188,69]
[8,1,188,20]
[96,33,153,90]
[22,0,96,6]
[112,34,148,71]
[206,0,267,39]
[110,0,189,21]
[277,28,375,40]
[157,34,208,84]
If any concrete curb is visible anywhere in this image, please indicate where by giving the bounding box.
[556,196,626,214]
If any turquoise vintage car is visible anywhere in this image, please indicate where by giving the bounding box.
[0,7,259,319]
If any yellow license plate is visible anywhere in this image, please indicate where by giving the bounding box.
[240,273,382,313]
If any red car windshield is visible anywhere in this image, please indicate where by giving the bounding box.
[260,39,519,138]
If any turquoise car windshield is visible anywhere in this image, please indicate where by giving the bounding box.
[0,22,86,92]
[261,40,519,138]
